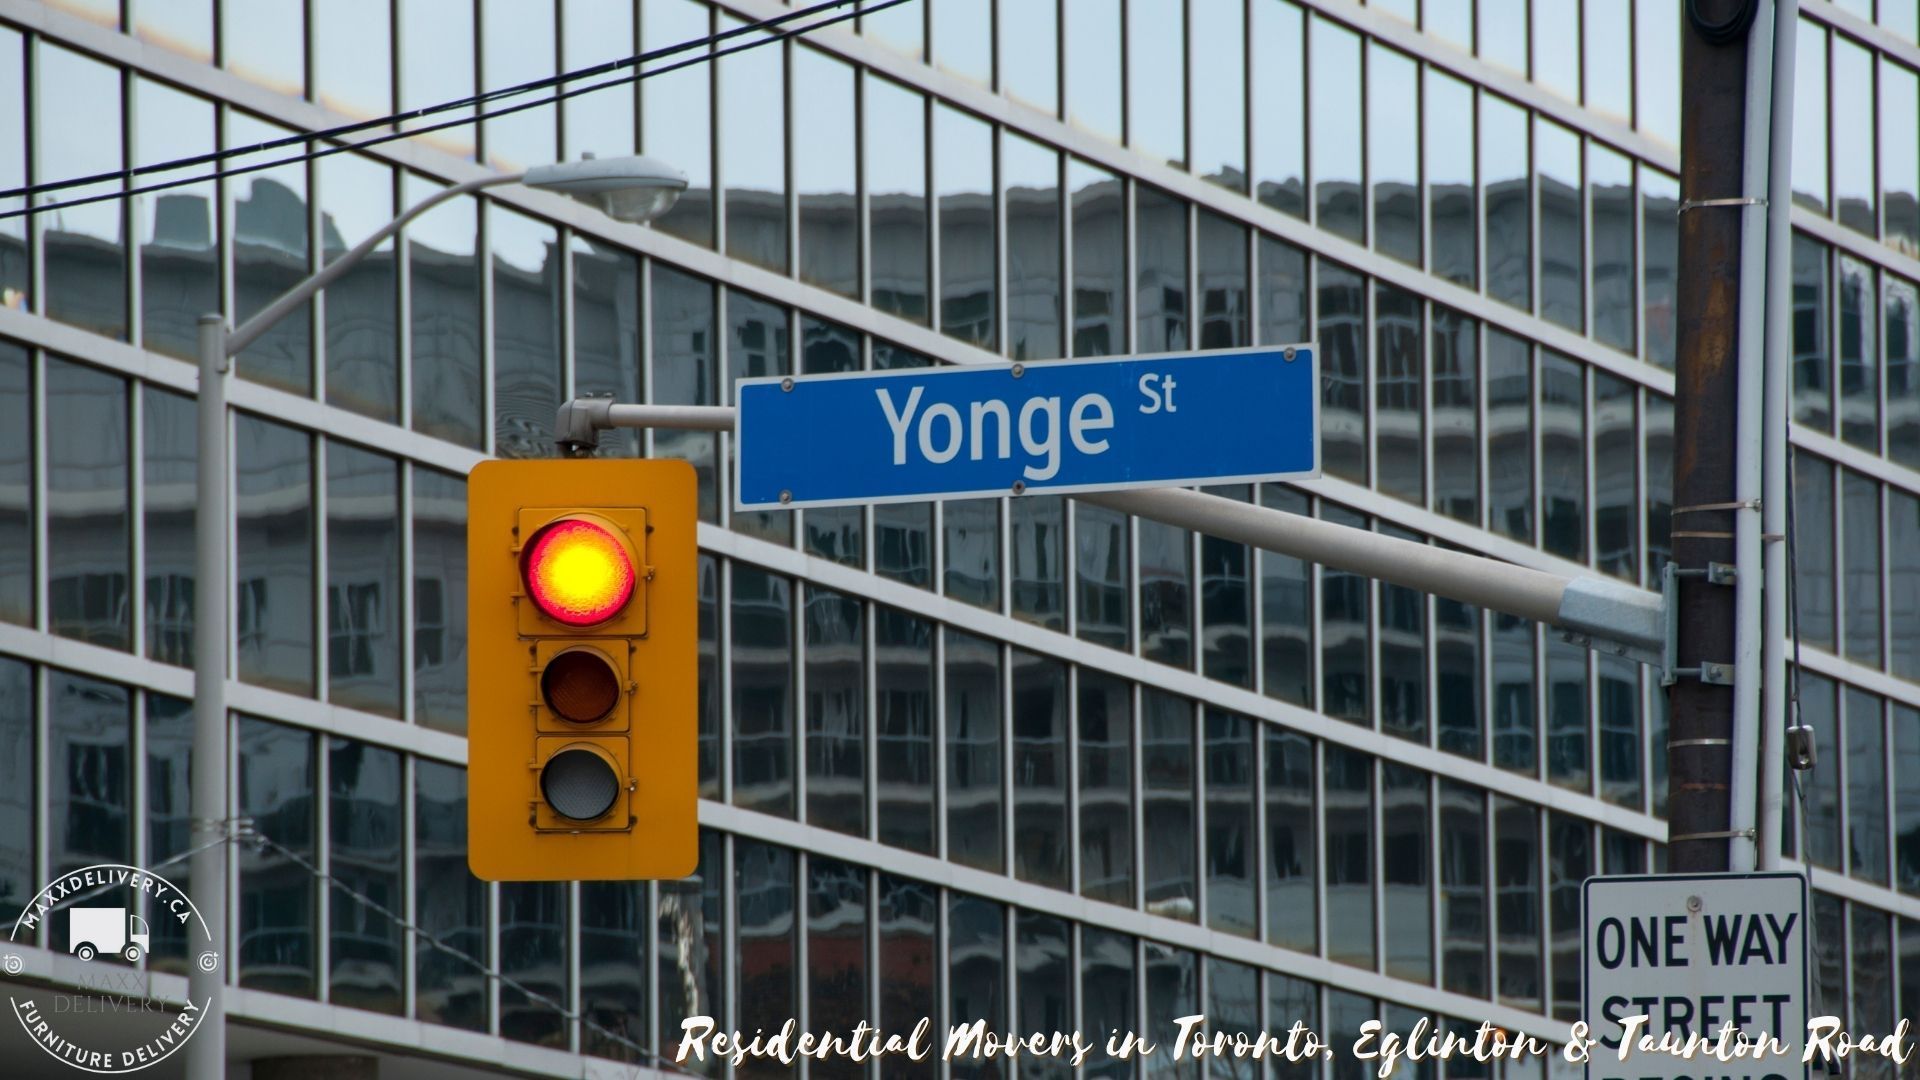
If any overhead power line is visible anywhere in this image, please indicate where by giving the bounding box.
[0,0,911,222]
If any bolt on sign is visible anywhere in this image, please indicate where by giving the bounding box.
[1582,872,1807,1080]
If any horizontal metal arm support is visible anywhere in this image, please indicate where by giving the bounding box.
[554,397,1668,666]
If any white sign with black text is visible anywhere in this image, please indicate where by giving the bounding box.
[1583,872,1808,1080]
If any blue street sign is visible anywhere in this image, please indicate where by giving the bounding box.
[735,345,1318,510]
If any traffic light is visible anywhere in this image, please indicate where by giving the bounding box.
[466,458,698,880]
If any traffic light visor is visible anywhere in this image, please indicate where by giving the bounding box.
[524,517,636,626]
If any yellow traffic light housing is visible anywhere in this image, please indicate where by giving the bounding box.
[467,459,698,881]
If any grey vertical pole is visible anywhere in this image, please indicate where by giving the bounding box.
[187,313,229,1080]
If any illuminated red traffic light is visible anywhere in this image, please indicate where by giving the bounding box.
[523,517,636,626]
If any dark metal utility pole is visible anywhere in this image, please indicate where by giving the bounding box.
[1669,0,1762,873]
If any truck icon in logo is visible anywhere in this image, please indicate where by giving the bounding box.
[67,906,150,963]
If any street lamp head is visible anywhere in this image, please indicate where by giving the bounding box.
[523,154,688,225]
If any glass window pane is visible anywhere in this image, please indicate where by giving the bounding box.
[1884,59,1919,254]
[1139,517,1193,668]
[1482,328,1528,538]
[1636,0,1680,148]
[412,468,466,733]
[498,881,567,1046]
[1439,780,1488,997]
[1839,256,1880,450]
[1071,161,1127,357]
[561,0,634,162]
[1593,372,1638,580]
[1494,796,1540,1011]
[699,554,720,797]
[1492,613,1537,775]
[1079,671,1133,904]
[726,288,793,545]
[1853,906,1894,1078]
[1251,0,1306,218]
[1532,0,1579,101]
[1065,0,1122,140]
[876,607,934,853]
[1843,470,1883,667]
[878,874,935,1080]
[1259,485,1312,708]
[1201,486,1253,688]
[862,0,924,57]
[1888,276,1920,471]
[1796,673,1840,868]
[327,738,401,1013]
[1792,19,1828,212]
[1431,308,1479,524]
[313,0,390,122]
[1833,35,1876,236]
[1257,234,1308,347]
[1144,942,1197,1080]
[733,565,794,818]
[36,44,127,341]
[1321,504,1370,723]
[415,761,486,1029]
[1082,928,1136,1080]
[1205,709,1255,937]
[931,0,990,82]
[721,15,787,272]
[238,717,315,996]
[0,658,28,927]
[236,416,314,694]
[1792,235,1832,432]
[1846,688,1889,884]
[1383,762,1432,983]
[490,205,561,460]
[407,176,482,448]
[1482,96,1531,312]
[143,387,194,666]
[326,443,400,717]
[944,497,1000,608]
[133,78,217,362]
[1127,0,1184,167]
[223,0,303,95]
[0,29,21,308]
[47,358,130,651]
[48,671,129,877]
[659,830,726,1073]
[1892,491,1920,684]
[1206,958,1259,1080]
[571,237,641,456]
[805,585,865,837]
[580,880,649,1061]
[1136,185,1189,353]
[1000,0,1058,113]
[1143,689,1196,920]
[1537,120,1583,332]
[937,105,995,348]
[1017,911,1072,1080]
[1378,525,1426,743]
[946,628,1003,872]
[1590,144,1635,352]
[807,857,867,1080]
[1369,44,1419,266]
[1012,496,1066,630]
[1546,638,1589,792]
[735,840,795,1080]
[1318,261,1367,484]
[1895,704,1920,894]
[145,694,192,972]
[1548,813,1589,1019]
[1598,654,1642,809]
[399,0,475,157]
[1267,974,1319,1080]
[1643,167,1679,370]
[1646,393,1673,586]
[643,0,713,246]
[1006,133,1063,361]
[1190,0,1244,191]
[0,348,23,630]
[1324,745,1375,969]
[876,501,932,587]
[1075,501,1130,650]
[480,0,556,173]
[795,46,858,298]
[652,264,720,521]
[1582,0,1629,121]
[1426,69,1476,288]
[950,895,1008,1080]
[1794,454,1835,650]
[1310,17,1363,242]
[1540,352,1586,561]
[868,76,930,324]
[1436,590,1483,759]
[1012,650,1069,888]
[1375,283,1424,505]
[1264,727,1315,951]
[1197,212,1249,349]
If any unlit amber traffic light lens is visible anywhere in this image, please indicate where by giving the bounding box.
[541,746,621,821]
[524,518,635,626]
[542,649,622,723]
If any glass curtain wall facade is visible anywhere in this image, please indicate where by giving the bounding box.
[0,0,1915,1075]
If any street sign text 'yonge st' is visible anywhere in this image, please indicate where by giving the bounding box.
[735,346,1319,509]
[1583,873,1808,1080]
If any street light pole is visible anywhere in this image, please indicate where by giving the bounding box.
[183,156,684,1080]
